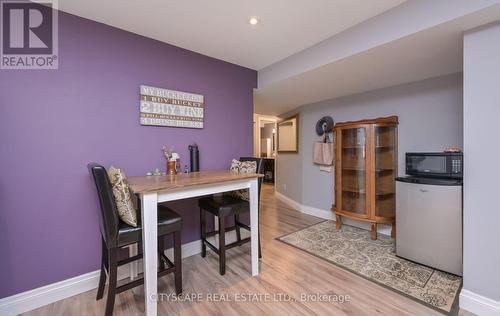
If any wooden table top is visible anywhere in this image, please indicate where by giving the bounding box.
[128,170,263,194]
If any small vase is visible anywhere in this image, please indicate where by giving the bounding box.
[167,160,177,175]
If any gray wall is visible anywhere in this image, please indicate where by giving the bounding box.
[276,151,303,203]
[462,22,500,303]
[276,73,463,213]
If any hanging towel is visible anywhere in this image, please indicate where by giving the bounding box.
[313,142,334,165]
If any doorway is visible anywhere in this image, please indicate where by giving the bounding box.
[253,114,278,185]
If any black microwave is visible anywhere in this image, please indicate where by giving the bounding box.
[406,152,463,179]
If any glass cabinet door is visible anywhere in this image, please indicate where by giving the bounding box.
[374,125,396,218]
[341,127,367,217]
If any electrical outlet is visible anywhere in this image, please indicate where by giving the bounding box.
[283,184,287,191]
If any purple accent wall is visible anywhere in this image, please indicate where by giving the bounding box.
[0,11,256,298]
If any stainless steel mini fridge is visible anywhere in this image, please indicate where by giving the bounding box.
[396,176,463,276]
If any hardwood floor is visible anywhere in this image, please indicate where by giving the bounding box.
[24,184,471,316]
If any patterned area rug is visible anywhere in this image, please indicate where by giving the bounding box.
[277,221,462,314]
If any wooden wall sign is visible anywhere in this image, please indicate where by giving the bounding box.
[140,85,204,128]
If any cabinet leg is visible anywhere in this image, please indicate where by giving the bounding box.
[335,214,342,230]
[391,223,396,238]
[371,223,377,240]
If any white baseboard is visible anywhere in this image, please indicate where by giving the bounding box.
[0,270,102,316]
[460,289,500,316]
[300,204,335,220]
[274,191,303,212]
[0,230,250,316]
[274,191,391,235]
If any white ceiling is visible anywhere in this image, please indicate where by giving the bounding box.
[58,0,405,70]
[254,24,464,115]
[254,2,500,115]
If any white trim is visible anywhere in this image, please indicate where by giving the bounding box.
[0,270,100,316]
[157,179,252,202]
[274,191,302,211]
[0,231,250,316]
[274,191,391,235]
[460,289,500,316]
[141,192,159,316]
[301,204,335,220]
[249,178,260,276]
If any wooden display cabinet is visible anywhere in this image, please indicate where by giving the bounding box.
[332,116,398,240]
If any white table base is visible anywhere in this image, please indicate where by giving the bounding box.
[139,178,260,316]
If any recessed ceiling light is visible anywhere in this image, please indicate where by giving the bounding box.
[249,17,259,25]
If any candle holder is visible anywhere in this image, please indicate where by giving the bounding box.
[167,160,177,175]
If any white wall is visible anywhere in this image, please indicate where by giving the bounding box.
[276,74,463,213]
[462,21,500,308]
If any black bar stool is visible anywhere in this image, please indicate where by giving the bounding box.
[198,157,263,275]
[88,163,182,316]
